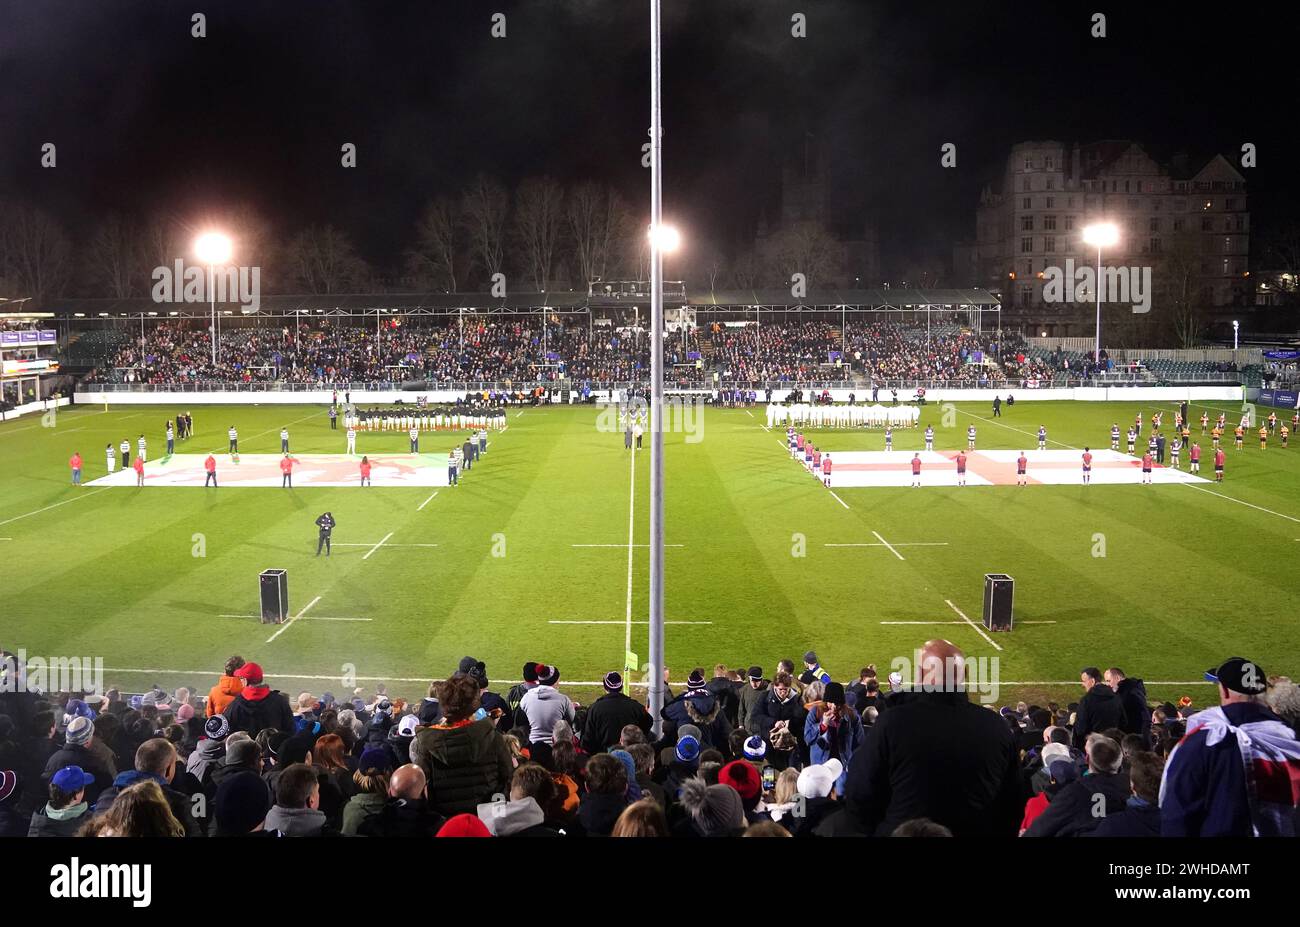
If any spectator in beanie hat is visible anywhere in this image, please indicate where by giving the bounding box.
[719,760,768,824]
[210,737,262,796]
[738,666,769,732]
[437,813,492,837]
[222,662,295,736]
[801,651,831,686]
[467,661,511,733]
[214,770,274,837]
[506,661,541,722]
[582,671,653,754]
[804,681,864,794]
[42,717,112,804]
[660,668,732,752]
[519,664,574,746]
[342,745,394,835]
[676,776,746,838]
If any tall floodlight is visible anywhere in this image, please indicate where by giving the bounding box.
[195,232,233,366]
[647,0,667,735]
[1081,222,1118,368]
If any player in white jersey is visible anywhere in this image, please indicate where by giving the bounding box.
[1037,426,1047,450]
[409,426,420,453]
[228,427,238,453]
[105,443,116,474]
[884,427,893,451]
[967,425,977,450]
[1126,428,1136,454]
[137,434,148,462]
[1170,436,1181,468]
[924,425,934,451]
[1110,424,1120,451]
[346,426,357,455]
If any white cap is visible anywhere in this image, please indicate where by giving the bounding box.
[796,759,843,800]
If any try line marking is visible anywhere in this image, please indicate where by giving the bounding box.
[549,620,713,625]
[0,487,111,528]
[221,613,372,623]
[362,532,394,560]
[266,595,322,643]
[945,598,1003,652]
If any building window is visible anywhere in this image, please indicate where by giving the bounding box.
[1023,196,1032,209]
[1044,215,1057,230]
[1025,156,1033,170]
[1045,237,1056,253]
[1045,156,1054,170]
[1022,216,1034,231]
[1235,216,1245,231]
[1225,198,1237,210]
[1150,237,1161,253]
[1021,237,1033,253]
[1223,259,1230,276]
[1202,217,1214,231]
[1045,196,1055,208]
[1224,237,1233,253]
[1173,218,1184,232]
[1149,218,1160,232]
[1067,196,1075,208]
[1064,215,1075,231]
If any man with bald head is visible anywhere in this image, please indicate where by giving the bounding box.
[844,639,1024,836]
[357,763,443,837]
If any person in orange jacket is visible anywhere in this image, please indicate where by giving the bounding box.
[133,455,145,486]
[280,453,296,488]
[206,656,247,717]
[204,454,217,488]
[69,451,83,486]
[359,455,372,486]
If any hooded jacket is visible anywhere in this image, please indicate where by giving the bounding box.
[476,796,561,837]
[661,689,732,749]
[519,685,575,744]
[28,802,91,837]
[222,685,295,736]
[411,719,514,818]
[265,804,331,837]
[750,688,807,742]
[737,680,769,731]
[705,677,742,727]
[207,675,245,717]
[1114,677,1151,746]
[185,738,226,785]
[1021,769,1132,837]
[94,769,200,836]
[42,743,113,805]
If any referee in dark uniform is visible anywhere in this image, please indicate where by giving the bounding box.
[315,512,336,556]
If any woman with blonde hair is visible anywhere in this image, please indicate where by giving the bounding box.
[80,780,185,837]
[503,734,528,769]
[610,798,669,837]
[766,768,802,829]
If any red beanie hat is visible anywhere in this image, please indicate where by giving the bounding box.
[437,814,491,838]
[718,760,762,801]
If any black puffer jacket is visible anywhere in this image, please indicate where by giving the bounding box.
[1072,683,1126,748]
[1114,677,1151,746]
[582,692,653,754]
[222,687,295,736]
[411,719,513,818]
[661,691,733,750]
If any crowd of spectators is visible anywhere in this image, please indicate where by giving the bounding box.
[81,319,1067,389]
[2,645,1297,839]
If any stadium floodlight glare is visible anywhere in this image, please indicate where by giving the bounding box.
[647,223,681,254]
[1081,222,1119,367]
[195,232,233,365]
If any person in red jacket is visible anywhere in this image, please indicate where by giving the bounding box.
[910,452,922,488]
[204,454,217,488]
[280,453,295,488]
[1214,446,1225,482]
[68,451,83,486]
[1140,452,1153,485]
[821,453,832,488]
[359,455,372,487]
[133,455,145,487]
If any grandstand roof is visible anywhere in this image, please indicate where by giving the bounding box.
[45,287,999,319]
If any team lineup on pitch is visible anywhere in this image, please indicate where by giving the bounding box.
[5,397,1299,707]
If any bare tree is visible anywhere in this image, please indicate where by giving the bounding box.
[85,214,141,297]
[409,196,463,291]
[513,177,564,291]
[567,182,628,288]
[462,174,508,286]
[0,201,71,301]
[285,225,368,294]
[1159,231,1206,348]
[761,222,841,291]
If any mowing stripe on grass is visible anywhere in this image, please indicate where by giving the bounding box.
[0,487,112,527]
[945,598,1003,652]
[265,595,322,643]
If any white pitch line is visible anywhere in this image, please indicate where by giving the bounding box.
[825,542,949,548]
[334,542,438,548]
[549,620,713,625]
[1181,483,1300,524]
[361,532,394,560]
[0,487,112,528]
[945,598,1003,652]
[417,490,439,511]
[623,443,636,660]
[956,409,1073,449]
[881,620,965,625]
[572,543,685,548]
[828,491,850,510]
[220,613,372,622]
[265,595,322,643]
[871,530,905,560]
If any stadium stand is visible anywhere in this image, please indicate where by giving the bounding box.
[2,648,1296,837]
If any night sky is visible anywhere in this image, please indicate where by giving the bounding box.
[2,1,1296,281]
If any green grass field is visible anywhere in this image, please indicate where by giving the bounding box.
[3,396,1298,708]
